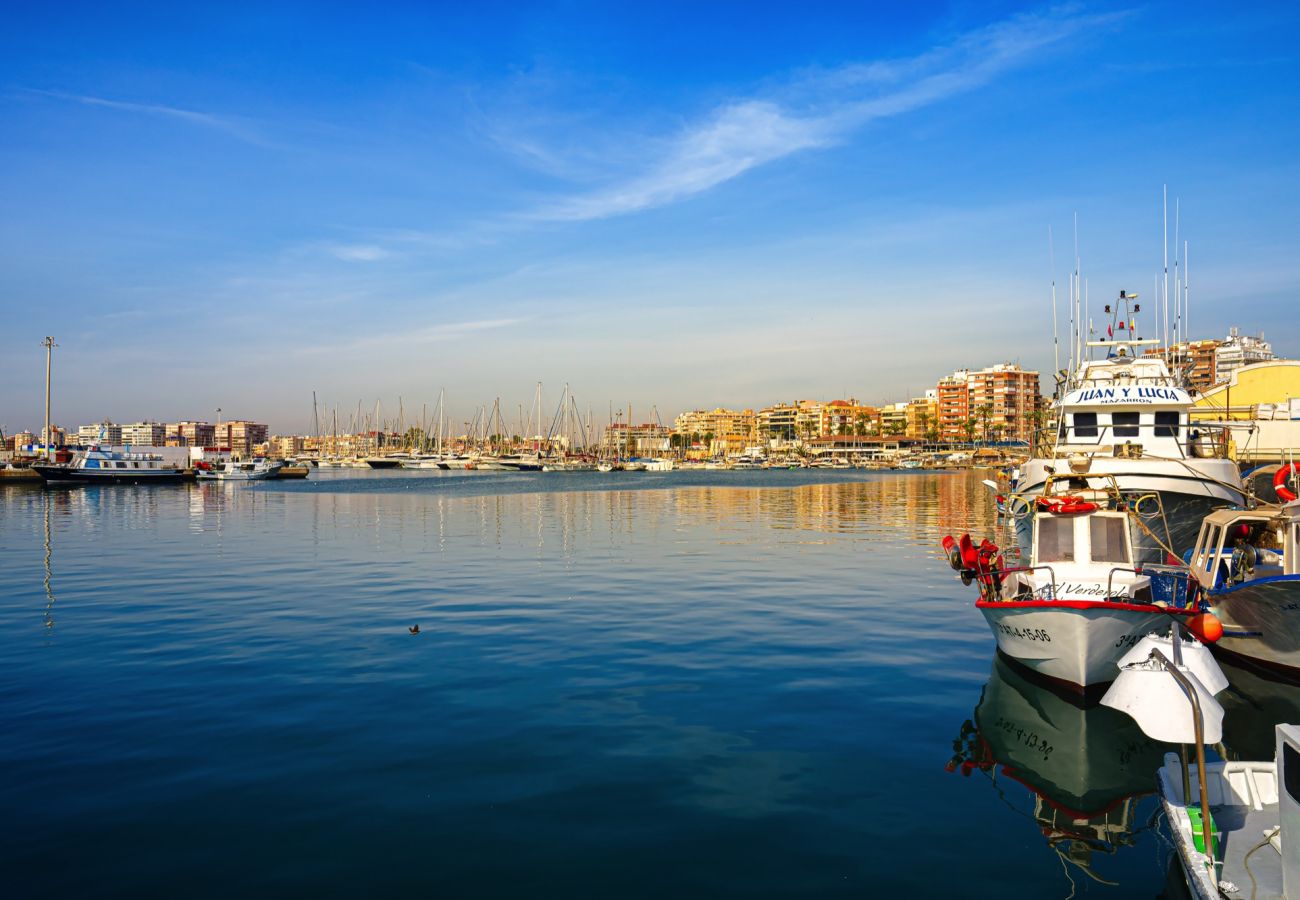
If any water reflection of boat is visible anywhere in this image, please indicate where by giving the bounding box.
[950,655,1172,886]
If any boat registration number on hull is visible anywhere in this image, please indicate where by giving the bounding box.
[995,623,1052,643]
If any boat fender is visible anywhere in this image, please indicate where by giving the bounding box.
[941,535,963,571]
[1186,613,1223,644]
[1274,462,1300,503]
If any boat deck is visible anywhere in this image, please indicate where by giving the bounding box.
[1211,804,1283,899]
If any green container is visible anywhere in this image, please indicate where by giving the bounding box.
[1187,806,1218,855]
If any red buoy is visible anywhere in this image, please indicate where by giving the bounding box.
[1187,613,1224,644]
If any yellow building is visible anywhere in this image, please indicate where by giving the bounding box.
[905,395,938,439]
[1192,360,1300,420]
[1192,360,1300,463]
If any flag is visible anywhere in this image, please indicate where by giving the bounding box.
[1107,324,1113,337]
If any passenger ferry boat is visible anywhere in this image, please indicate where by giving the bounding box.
[1187,491,1300,679]
[1015,291,1245,560]
[944,476,1197,691]
[33,445,184,484]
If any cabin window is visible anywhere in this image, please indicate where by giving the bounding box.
[1154,411,1180,437]
[1089,516,1129,563]
[1112,412,1140,437]
[116,462,127,469]
[1072,412,1098,438]
[1037,517,1075,563]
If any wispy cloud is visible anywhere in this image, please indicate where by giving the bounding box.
[20,88,267,145]
[297,316,528,356]
[328,243,393,262]
[513,6,1124,223]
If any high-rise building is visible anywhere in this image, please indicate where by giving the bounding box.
[120,422,166,446]
[77,421,123,445]
[169,421,217,447]
[936,364,1040,442]
[1215,328,1276,381]
[215,421,269,458]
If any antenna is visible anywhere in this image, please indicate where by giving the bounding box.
[1174,196,1181,346]
[1184,240,1190,343]
[1049,226,1060,376]
[1162,185,1170,350]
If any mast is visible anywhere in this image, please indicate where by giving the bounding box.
[437,390,445,456]
[42,336,55,459]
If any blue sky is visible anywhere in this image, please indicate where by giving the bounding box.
[3,2,1298,435]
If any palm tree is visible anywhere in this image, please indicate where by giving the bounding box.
[975,404,994,444]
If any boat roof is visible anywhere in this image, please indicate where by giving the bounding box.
[1200,504,1299,527]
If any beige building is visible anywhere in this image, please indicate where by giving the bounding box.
[271,435,305,458]
[169,421,217,447]
[120,422,166,446]
[77,421,123,445]
[215,420,269,458]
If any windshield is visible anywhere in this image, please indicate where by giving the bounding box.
[1036,517,1075,563]
[1089,516,1130,563]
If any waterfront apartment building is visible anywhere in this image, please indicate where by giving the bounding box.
[600,423,671,456]
[905,393,938,440]
[818,400,880,437]
[270,435,305,458]
[673,408,757,443]
[879,402,909,435]
[757,403,799,440]
[215,420,269,458]
[120,421,167,446]
[936,364,1040,443]
[1143,328,1277,391]
[76,421,123,445]
[169,421,217,447]
[1216,328,1276,381]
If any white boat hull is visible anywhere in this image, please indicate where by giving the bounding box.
[977,600,1172,690]
[1015,456,1244,556]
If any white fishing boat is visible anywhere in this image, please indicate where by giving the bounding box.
[943,477,1205,691]
[1016,291,1245,560]
[1187,495,1300,680]
[196,458,283,481]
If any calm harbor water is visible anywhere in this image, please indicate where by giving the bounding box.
[1,469,1291,897]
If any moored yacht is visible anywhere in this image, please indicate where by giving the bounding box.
[33,446,184,484]
[195,458,283,481]
[943,475,1203,691]
[1015,291,1244,560]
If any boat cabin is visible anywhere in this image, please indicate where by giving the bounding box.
[994,507,1152,602]
[1033,509,1135,569]
[1053,352,1230,460]
[1189,505,1298,590]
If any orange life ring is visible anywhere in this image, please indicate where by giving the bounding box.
[1036,495,1098,515]
[1274,463,1300,503]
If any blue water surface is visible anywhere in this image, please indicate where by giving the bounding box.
[1,470,1261,897]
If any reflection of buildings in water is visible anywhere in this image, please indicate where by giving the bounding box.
[949,655,1172,888]
[1217,658,1300,761]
